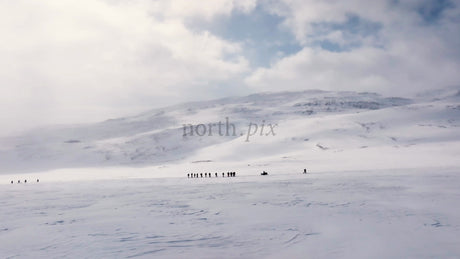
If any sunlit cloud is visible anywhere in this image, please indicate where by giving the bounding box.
[0,0,459,136]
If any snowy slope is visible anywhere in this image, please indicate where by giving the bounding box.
[0,89,459,176]
[1,89,460,258]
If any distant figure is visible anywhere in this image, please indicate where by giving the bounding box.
[11,180,13,184]
[200,173,203,178]
[215,173,218,177]
[233,172,236,177]
[222,172,225,177]
[187,173,190,178]
[261,171,268,176]
[227,172,230,177]
[37,179,39,183]
[209,173,212,178]
[18,180,20,184]
[24,180,27,183]
[303,169,307,174]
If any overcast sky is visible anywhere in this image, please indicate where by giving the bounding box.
[1,0,459,135]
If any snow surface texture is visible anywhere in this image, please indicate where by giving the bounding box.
[1,170,460,258]
[1,89,460,258]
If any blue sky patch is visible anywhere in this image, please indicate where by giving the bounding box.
[308,14,383,52]
[186,5,302,67]
[416,0,454,24]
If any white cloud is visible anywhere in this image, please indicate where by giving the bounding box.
[155,0,257,20]
[246,0,460,96]
[247,44,460,94]
[0,0,459,136]
[0,0,250,135]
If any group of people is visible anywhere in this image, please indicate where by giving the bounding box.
[188,172,237,178]
[11,179,39,184]
[188,168,308,178]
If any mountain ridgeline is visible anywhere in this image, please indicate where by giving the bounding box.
[1,89,459,174]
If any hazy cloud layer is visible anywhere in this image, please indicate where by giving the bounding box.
[1,0,459,135]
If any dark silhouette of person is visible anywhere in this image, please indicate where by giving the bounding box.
[11,180,13,184]
[215,173,218,177]
[222,172,225,177]
[37,179,39,183]
[187,173,190,178]
[303,169,307,174]
[18,180,20,183]
[200,173,203,178]
[24,180,27,183]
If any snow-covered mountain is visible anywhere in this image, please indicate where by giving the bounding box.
[1,89,460,259]
[0,89,459,175]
